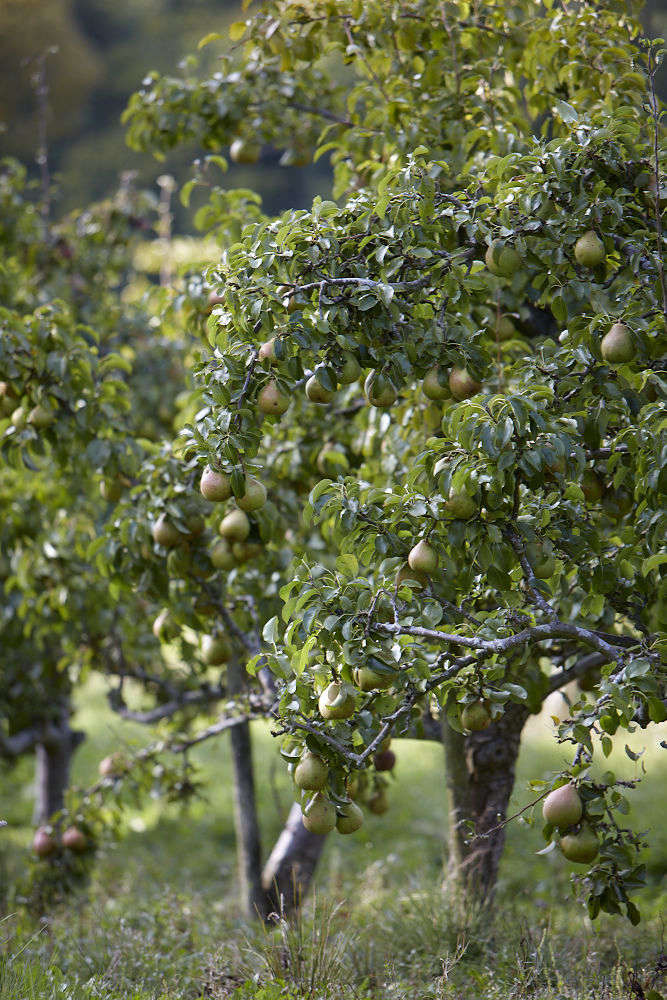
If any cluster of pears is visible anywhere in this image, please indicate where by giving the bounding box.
[294,736,396,835]
[294,751,365,835]
[33,823,90,858]
[199,465,267,566]
[1,379,56,432]
[542,782,599,864]
[421,363,482,403]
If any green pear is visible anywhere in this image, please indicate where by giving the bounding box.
[218,509,250,542]
[460,701,491,731]
[422,366,451,400]
[210,538,235,570]
[257,380,289,416]
[236,477,267,512]
[336,801,364,834]
[152,514,183,548]
[354,666,395,692]
[408,539,438,574]
[395,564,428,589]
[202,633,232,665]
[301,793,336,834]
[364,371,397,407]
[368,787,389,814]
[485,242,522,277]
[600,323,635,364]
[230,137,261,164]
[542,783,583,829]
[526,542,556,579]
[200,466,232,502]
[574,231,605,268]
[258,338,277,365]
[449,367,482,400]
[559,824,599,864]
[338,353,362,384]
[294,751,329,790]
[318,681,356,720]
[445,491,476,519]
[306,374,335,404]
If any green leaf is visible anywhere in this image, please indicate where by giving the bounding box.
[228,22,247,41]
[642,552,667,576]
[262,616,279,644]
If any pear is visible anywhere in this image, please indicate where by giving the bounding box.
[542,783,583,829]
[294,751,329,791]
[338,353,361,384]
[600,323,635,364]
[559,824,599,864]
[100,477,123,502]
[449,367,482,400]
[395,564,428,589]
[368,788,389,814]
[318,681,356,720]
[581,469,604,503]
[422,366,451,400]
[218,509,250,542]
[230,137,261,164]
[33,827,57,858]
[152,514,183,548]
[10,406,26,429]
[62,826,88,853]
[210,538,235,570]
[364,372,397,407]
[485,242,522,277]
[574,231,605,268]
[200,466,232,502]
[98,752,126,778]
[232,540,263,563]
[354,666,395,692]
[236,477,267,512]
[257,380,289,416]
[445,491,476,519]
[152,608,173,640]
[460,701,491,731]
[526,542,556,579]
[301,793,336,834]
[28,404,54,428]
[408,539,438,574]
[495,315,517,341]
[373,749,396,772]
[202,634,232,665]
[336,800,364,834]
[258,338,277,365]
[306,374,335,404]
[277,285,300,313]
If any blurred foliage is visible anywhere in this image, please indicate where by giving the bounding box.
[0,0,331,224]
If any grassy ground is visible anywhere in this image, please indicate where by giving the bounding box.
[1,679,665,999]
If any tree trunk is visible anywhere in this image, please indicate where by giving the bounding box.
[442,702,529,900]
[33,724,84,825]
[261,801,328,916]
[227,660,271,920]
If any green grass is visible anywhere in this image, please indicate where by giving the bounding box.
[1,678,665,999]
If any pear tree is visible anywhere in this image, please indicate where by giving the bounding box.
[122,0,666,923]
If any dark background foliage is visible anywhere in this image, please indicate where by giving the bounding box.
[0,0,332,223]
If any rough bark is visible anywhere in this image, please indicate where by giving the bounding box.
[227,659,270,920]
[442,702,530,900]
[33,724,85,825]
[261,801,328,916]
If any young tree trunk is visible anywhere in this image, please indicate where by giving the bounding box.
[261,801,328,916]
[442,702,530,900]
[33,723,84,825]
[227,660,270,920]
